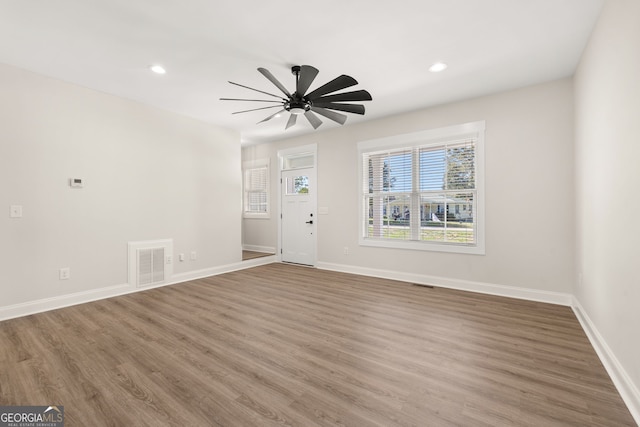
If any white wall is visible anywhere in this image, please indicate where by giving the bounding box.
[243,78,575,297]
[574,0,640,417]
[0,63,242,310]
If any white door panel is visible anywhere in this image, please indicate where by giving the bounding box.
[281,168,316,266]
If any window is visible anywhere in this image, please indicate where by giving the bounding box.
[285,175,310,195]
[358,121,485,254]
[243,159,270,218]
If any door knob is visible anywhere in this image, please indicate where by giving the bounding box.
[305,220,313,224]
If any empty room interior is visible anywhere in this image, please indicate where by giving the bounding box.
[1,1,639,425]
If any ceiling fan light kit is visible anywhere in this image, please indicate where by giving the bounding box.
[221,65,372,130]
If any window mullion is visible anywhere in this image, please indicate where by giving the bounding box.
[410,147,420,240]
[371,156,384,238]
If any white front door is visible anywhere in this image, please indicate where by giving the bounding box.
[281,167,316,266]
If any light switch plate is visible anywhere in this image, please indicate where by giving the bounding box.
[59,267,70,280]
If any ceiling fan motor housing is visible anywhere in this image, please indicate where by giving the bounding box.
[285,96,311,115]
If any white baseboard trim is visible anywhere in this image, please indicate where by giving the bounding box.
[572,298,640,425]
[238,255,278,268]
[170,256,277,283]
[0,257,276,322]
[242,244,276,254]
[0,283,134,322]
[316,262,573,306]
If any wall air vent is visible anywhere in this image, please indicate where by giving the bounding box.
[128,239,173,288]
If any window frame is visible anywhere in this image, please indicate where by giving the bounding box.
[357,121,485,255]
[243,159,270,219]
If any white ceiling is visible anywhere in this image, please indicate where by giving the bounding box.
[0,0,604,144]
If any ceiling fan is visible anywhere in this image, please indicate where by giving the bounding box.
[220,65,372,130]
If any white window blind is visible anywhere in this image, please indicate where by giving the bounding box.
[243,160,270,218]
[358,122,484,254]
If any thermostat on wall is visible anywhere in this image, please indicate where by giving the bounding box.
[69,178,83,188]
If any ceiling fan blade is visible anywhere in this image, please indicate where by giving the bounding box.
[310,107,347,125]
[313,89,372,104]
[305,75,358,100]
[232,105,283,115]
[258,67,291,97]
[228,81,286,100]
[304,111,322,129]
[220,98,283,103]
[312,102,366,115]
[297,65,319,96]
[285,114,297,129]
[258,109,286,123]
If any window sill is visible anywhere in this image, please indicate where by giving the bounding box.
[359,237,485,255]
[243,213,271,219]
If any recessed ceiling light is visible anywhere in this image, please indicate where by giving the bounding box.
[150,65,166,75]
[429,62,448,73]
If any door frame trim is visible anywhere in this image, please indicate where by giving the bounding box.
[277,144,317,266]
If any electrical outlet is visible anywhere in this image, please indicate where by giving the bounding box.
[190,251,197,261]
[343,247,349,255]
[166,255,173,264]
[10,205,23,218]
[59,267,70,280]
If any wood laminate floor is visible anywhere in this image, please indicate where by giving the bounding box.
[242,250,275,261]
[0,263,635,426]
